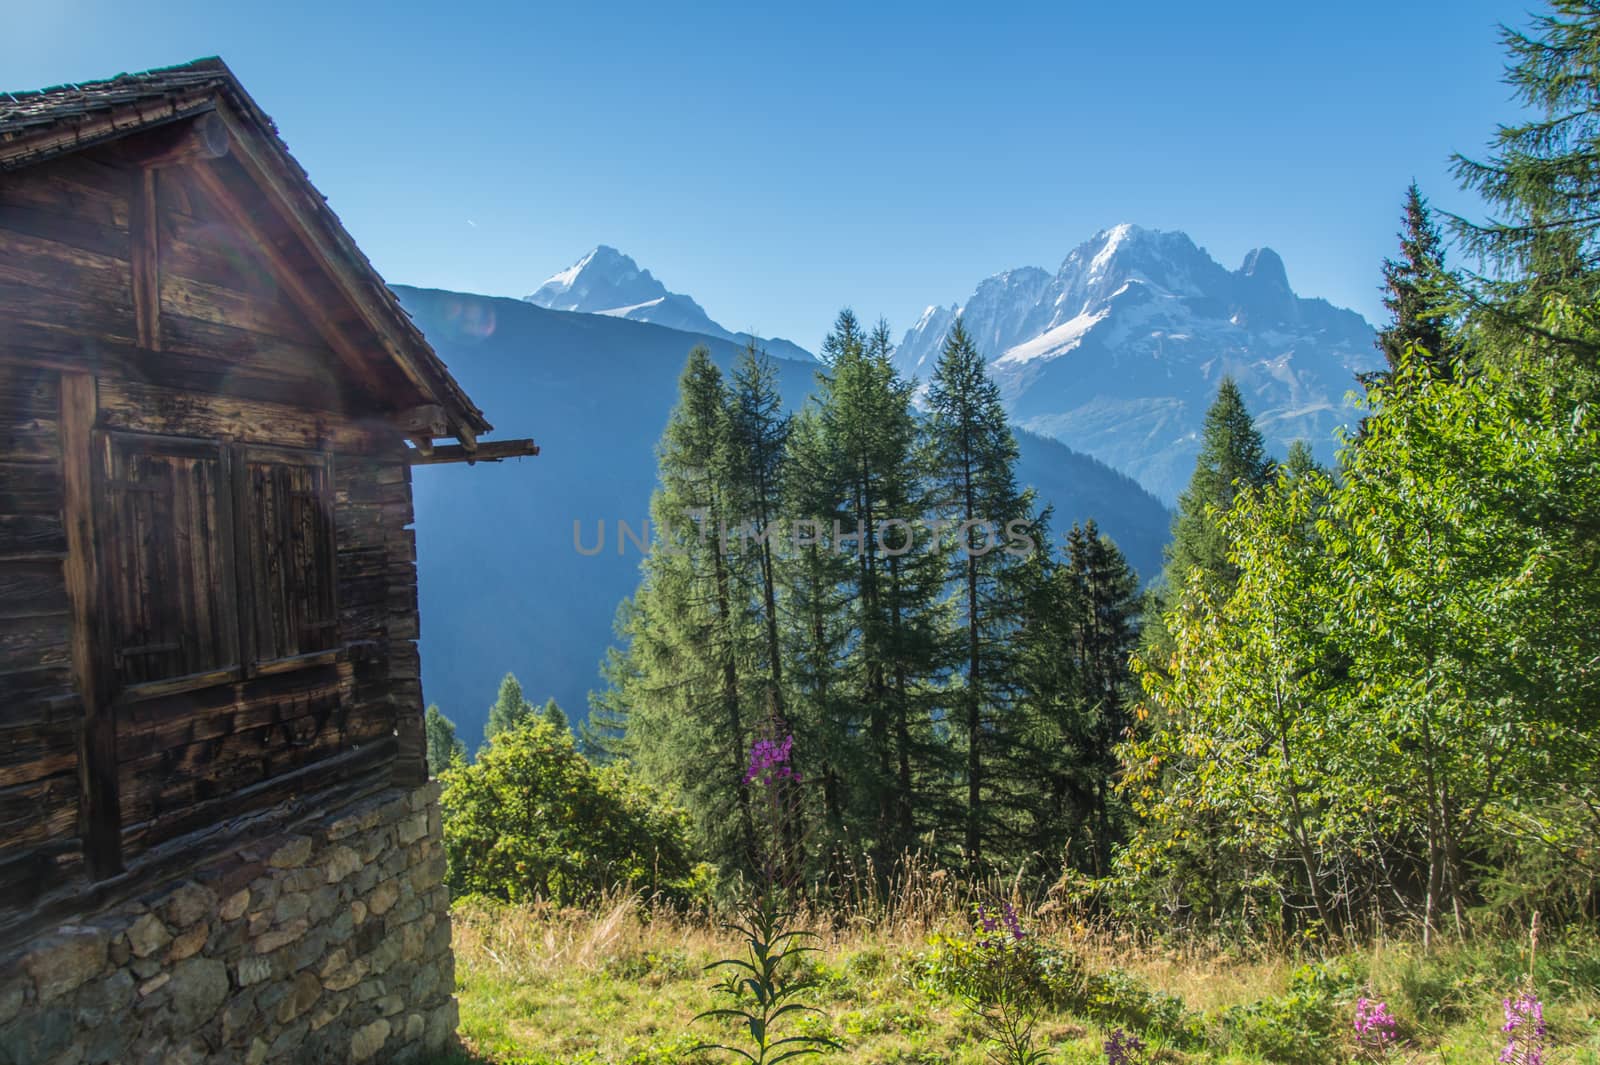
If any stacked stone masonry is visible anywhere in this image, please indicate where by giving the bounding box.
[0,782,457,1065]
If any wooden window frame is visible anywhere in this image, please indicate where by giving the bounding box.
[97,431,341,706]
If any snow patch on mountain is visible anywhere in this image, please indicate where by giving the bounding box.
[526,246,815,363]
[897,225,1379,503]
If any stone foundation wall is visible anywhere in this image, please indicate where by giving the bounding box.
[0,782,457,1065]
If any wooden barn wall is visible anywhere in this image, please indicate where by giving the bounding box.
[0,152,427,916]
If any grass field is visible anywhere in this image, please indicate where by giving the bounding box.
[420,891,1600,1065]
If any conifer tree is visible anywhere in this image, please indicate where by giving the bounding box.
[777,404,854,845]
[814,311,943,865]
[1451,0,1600,360]
[1143,378,1273,660]
[1376,183,1457,380]
[612,347,762,873]
[727,344,793,730]
[541,698,568,732]
[425,704,466,776]
[485,672,535,745]
[925,317,1034,871]
[1065,521,1141,874]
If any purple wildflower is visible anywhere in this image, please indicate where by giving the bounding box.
[1353,997,1399,1050]
[1103,1027,1145,1065]
[1001,900,1027,942]
[744,734,801,787]
[1500,991,1547,1065]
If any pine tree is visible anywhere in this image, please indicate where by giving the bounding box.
[1451,1,1600,360]
[484,672,535,745]
[925,317,1034,872]
[425,704,466,776]
[1376,183,1457,380]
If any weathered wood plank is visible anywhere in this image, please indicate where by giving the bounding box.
[61,371,121,879]
[0,561,69,618]
[0,666,74,717]
[130,168,160,350]
[0,202,129,259]
[0,771,81,852]
[0,462,62,514]
[96,378,386,452]
[0,227,133,305]
[0,156,130,228]
[0,280,137,347]
[0,514,65,561]
[0,721,79,789]
[158,272,327,350]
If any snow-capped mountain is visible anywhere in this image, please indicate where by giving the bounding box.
[526,246,814,363]
[897,225,1380,504]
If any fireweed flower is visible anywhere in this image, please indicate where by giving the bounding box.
[744,734,801,786]
[1500,992,1547,1065]
[1103,1027,1145,1065]
[1353,997,1399,1049]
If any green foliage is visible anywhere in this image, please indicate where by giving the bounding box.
[692,896,842,1064]
[1452,0,1600,361]
[485,672,536,746]
[440,717,699,905]
[425,703,466,776]
[539,697,568,732]
[1376,183,1458,381]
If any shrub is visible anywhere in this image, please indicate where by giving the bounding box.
[440,718,699,905]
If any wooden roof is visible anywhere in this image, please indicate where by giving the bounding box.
[0,58,493,442]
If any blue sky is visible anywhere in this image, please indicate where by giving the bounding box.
[7,0,1529,352]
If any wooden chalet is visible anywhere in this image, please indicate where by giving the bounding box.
[0,58,535,951]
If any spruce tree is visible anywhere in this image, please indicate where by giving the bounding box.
[540,698,568,732]
[1376,183,1457,380]
[425,704,466,776]
[813,310,943,867]
[925,317,1033,872]
[1065,521,1140,874]
[1451,0,1600,360]
[484,672,535,744]
[610,347,762,874]
[778,403,854,847]
[1143,378,1272,661]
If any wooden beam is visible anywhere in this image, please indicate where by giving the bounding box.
[394,404,448,437]
[407,435,434,457]
[130,169,160,351]
[408,439,538,466]
[187,161,394,409]
[60,373,123,880]
[112,112,231,170]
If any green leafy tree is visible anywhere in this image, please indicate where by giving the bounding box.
[1322,349,1600,943]
[424,704,466,776]
[484,672,535,745]
[1124,474,1351,933]
[441,718,699,905]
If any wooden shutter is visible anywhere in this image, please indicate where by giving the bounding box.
[240,445,338,663]
[99,432,238,687]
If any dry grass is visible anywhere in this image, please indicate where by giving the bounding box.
[443,873,1600,1065]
